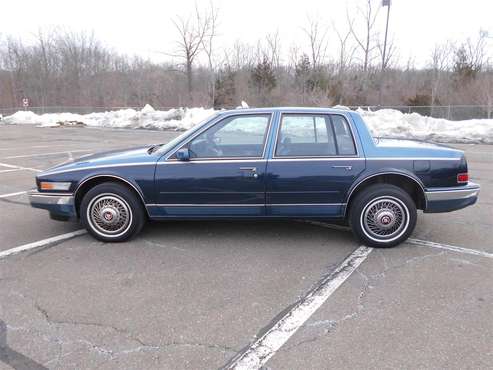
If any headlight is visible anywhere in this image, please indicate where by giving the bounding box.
[39,181,72,191]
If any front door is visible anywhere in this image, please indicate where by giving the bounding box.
[266,113,365,217]
[151,113,272,218]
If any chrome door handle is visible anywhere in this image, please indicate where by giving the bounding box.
[332,165,352,171]
[240,167,258,178]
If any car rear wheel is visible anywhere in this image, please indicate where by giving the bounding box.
[349,184,417,248]
[81,182,146,242]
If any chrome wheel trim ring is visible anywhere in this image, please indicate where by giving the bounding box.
[359,196,410,243]
[87,193,133,238]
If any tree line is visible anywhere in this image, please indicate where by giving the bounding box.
[0,0,491,117]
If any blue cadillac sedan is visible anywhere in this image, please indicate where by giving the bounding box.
[28,107,480,248]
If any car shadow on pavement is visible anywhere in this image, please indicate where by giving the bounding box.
[0,320,48,370]
[142,219,356,247]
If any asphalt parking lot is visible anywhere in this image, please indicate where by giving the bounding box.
[0,124,492,370]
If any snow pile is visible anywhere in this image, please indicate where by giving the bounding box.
[2,105,216,131]
[2,105,493,144]
[358,108,493,144]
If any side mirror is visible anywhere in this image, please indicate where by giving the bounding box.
[176,147,190,161]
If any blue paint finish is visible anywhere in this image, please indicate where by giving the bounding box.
[31,201,77,218]
[147,205,264,218]
[31,107,479,221]
[264,110,281,159]
[425,196,478,213]
[37,145,158,203]
[154,160,267,215]
[265,159,365,216]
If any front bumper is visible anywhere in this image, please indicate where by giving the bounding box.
[424,182,480,213]
[28,190,77,220]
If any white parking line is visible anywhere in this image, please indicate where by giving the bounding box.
[224,246,373,370]
[301,221,493,260]
[0,168,29,174]
[3,149,91,159]
[0,144,87,151]
[407,238,493,259]
[0,162,42,172]
[0,191,27,198]
[0,230,87,260]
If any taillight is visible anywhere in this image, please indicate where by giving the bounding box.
[457,173,469,184]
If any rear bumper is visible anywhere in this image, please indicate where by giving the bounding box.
[28,190,77,220]
[424,182,480,213]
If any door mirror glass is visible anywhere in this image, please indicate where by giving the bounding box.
[176,147,190,161]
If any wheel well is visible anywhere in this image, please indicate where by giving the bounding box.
[74,176,146,217]
[346,174,426,217]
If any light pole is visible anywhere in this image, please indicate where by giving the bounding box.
[378,0,391,106]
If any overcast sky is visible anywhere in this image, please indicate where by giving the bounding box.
[2,0,492,67]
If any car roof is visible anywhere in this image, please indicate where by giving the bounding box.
[218,107,354,115]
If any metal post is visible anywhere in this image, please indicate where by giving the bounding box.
[378,0,391,105]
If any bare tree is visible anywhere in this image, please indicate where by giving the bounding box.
[465,30,488,72]
[429,41,453,108]
[377,36,397,70]
[331,19,356,104]
[475,72,493,118]
[225,40,255,70]
[333,19,356,76]
[200,1,219,106]
[265,30,281,69]
[453,30,488,79]
[348,0,380,72]
[171,4,212,103]
[302,17,329,69]
[287,43,301,69]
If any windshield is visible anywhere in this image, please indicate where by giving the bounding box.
[156,113,220,155]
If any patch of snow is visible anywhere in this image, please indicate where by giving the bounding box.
[2,106,493,144]
[141,104,155,113]
[2,107,216,131]
[237,100,249,108]
[332,105,351,110]
[358,108,493,144]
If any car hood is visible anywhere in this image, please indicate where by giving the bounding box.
[41,145,157,175]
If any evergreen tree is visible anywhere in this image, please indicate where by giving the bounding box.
[295,54,311,103]
[250,57,277,104]
[453,46,480,81]
[214,68,236,108]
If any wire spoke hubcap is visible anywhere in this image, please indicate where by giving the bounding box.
[88,194,131,236]
[362,197,408,241]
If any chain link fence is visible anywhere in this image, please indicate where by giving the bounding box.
[1,105,492,121]
[347,105,493,120]
[0,106,177,116]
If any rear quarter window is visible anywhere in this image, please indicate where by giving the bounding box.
[331,115,357,156]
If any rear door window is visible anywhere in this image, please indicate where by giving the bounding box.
[276,114,339,157]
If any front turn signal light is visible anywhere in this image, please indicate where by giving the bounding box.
[39,181,72,191]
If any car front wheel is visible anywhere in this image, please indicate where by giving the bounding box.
[80,182,146,242]
[349,184,417,248]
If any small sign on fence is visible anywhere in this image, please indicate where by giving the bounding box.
[22,98,29,108]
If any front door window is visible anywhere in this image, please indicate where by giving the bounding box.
[187,114,271,159]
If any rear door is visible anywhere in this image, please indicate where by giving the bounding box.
[152,113,272,218]
[266,113,365,217]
